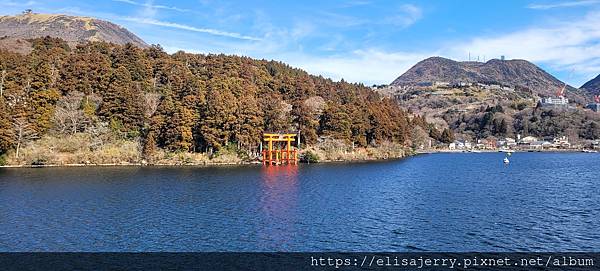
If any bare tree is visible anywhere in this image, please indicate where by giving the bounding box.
[303,96,325,117]
[53,91,87,135]
[0,70,5,97]
[143,92,162,118]
[13,117,38,159]
[410,126,432,149]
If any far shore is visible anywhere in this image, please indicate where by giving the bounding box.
[416,148,598,154]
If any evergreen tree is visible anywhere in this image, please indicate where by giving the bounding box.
[320,101,352,142]
[234,94,264,150]
[262,93,292,132]
[99,66,144,135]
[0,37,426,160]
[143,131,157,160]
[198,78,237,152]
[163,105,195,151]
[440,128,455,143]
[429,126,442,141]
[294,101,319,146]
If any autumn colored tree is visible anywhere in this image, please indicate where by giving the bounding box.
[198,78,238,152]
[234,93,264,151]
[162,105,196,151]
[262,92,292,132]
[293,101,319,146]
[0,98,14,154]
[99,66,144,135]
[60,50,111,95]
[142,131,157,160]
[320,101,352,143]
[0,37,424,161]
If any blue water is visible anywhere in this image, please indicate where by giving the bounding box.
[0,152,598,252]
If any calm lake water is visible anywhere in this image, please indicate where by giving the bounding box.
[0,152,599,252]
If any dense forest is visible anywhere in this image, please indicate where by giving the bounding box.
[0,37,419,165]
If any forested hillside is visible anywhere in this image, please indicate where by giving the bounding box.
[0,37,417,165]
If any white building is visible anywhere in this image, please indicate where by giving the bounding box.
[553,136,571,148]
[505,137,517,146]
[452,140,472,150]
[520,136,538,144]
[539,96,569,107]
[530,141,553,149]
[434,81,450,87]
[448,142,456,150]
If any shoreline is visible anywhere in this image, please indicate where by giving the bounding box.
[2,149,596,168]
[0,154,411,168]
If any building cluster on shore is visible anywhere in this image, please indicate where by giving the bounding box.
[448,135,600,151]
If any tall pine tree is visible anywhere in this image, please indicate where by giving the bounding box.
[99,66,144,135]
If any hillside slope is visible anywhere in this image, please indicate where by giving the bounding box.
[379,56,600,144]
[391,56,582,99]
[0,12,147,51]
[581,74,600,95]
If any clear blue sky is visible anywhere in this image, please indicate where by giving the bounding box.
[2,0,600,87]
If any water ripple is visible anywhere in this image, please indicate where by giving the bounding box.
[0,153,599,251]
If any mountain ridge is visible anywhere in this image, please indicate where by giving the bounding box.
[391,56,582,99]
[0,12,148,51]
[581,74,600,95]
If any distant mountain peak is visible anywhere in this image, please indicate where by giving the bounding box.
[0,12,147,51]
[581,74,600,95]
[390,56,578,98]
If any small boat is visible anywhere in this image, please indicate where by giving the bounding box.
[503,157,510,164]
[583,149,598,153]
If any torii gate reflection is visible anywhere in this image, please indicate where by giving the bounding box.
[258,164,299,249]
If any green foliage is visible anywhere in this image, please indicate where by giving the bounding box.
[429,126,442,141]
[301,150,319,163]
[320,101,352,142]
[109,118,124,135]
[99,66,144,133]
[0,153,7,166]
[440,128,455,143]
[31,157,48,166]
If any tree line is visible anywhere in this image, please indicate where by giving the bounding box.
[0,37,421,160]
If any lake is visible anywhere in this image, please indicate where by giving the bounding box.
[0,152,598,252]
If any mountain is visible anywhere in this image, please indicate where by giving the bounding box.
[391,56,578,98]
[0,11,147,52]
[581,74,600,95]
[378,56,600,144]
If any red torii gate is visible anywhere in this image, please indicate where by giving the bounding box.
[261,133,298,165]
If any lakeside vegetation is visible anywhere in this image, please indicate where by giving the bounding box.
[0,37,424,166]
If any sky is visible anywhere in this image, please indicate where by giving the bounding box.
[2,0,600,87]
